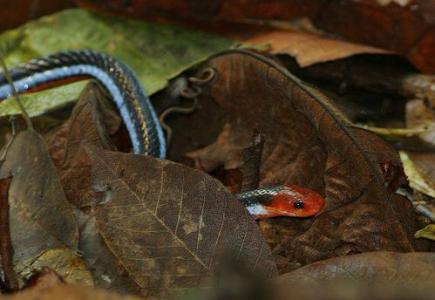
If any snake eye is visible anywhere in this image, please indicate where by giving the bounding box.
[293,200,304,209]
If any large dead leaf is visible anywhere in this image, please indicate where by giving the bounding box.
[47,82,277,297]
[80,146,277,298]
[0,130,79,288]
[167,50,420,269]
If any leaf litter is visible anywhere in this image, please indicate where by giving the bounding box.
[0,6,434,299]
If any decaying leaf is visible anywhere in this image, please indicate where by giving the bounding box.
[415,224,435,241]
[15,248,93,287]
[80,146,277,298]
[0,130,80,287]
[168,50,419,269]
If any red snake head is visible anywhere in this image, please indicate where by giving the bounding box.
[260,185,325,219]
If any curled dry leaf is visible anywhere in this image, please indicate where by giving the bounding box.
[169,50,420,269]
[0,130,81,288]
[81,146,277,298]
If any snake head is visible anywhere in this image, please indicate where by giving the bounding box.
[262,185,325,219]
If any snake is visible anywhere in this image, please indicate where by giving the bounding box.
[0,50,325,219]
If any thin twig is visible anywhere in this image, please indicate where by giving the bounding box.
[0,55,34,131]
[0,117,17,163]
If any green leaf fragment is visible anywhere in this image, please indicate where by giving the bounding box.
[0,8,235,117]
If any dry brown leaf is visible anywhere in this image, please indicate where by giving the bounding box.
[168,50,420,269]
[80,146,277,298]
[0,130,79,288]
[245,30,391,67]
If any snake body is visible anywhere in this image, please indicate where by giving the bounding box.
[0,50,165,158]
[0,50,324,219]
